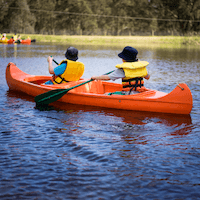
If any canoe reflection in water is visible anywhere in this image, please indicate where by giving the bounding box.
[38,102,193,146]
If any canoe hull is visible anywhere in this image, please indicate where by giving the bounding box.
[20,39,31,44]
[0,39,8,43]
[0,39,31,44]
[56,89,192,115]
[6,62,193,114]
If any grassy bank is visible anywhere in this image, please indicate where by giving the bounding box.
[6,34,200,46]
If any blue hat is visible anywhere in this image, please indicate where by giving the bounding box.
[118,46,138,61]
[65,46,78,61]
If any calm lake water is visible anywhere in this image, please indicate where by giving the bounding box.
[0,42,200,200]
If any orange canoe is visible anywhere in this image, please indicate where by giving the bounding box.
[6,62,193,114]
[20,38,31,44]
[1,38,31,44]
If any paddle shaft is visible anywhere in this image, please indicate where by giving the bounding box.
[53,59,59,65]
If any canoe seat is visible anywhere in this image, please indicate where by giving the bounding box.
[24,77,51,85]
[72,81,105,94]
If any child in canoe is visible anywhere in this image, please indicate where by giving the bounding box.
[0,33,8,42]
[91,46,150,95]
[45,46,85,85]
[8,37,15,44]
[15,35,22,43]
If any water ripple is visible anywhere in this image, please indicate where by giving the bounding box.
[0,44,200,199]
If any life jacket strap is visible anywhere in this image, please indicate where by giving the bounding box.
[53,75,69,84]
[122,77,144,89]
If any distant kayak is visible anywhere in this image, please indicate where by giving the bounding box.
[0,38,8,43]
[1,38,36,44]
[15,38,36,44]
[6,62,193,115]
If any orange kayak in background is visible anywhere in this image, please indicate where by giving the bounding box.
[14,38,31,44]
[1,38,32,44]
[20,38,31,44]
[6,62,193,114]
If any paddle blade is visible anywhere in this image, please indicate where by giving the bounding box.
[35,79,93,106]
[35,89,69,106]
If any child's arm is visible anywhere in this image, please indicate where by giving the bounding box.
[91,75,110,80]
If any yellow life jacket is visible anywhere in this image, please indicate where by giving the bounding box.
[13,35,17,40]
[53,59,84,84]
[115,61,149,90]
[1,37,8,42]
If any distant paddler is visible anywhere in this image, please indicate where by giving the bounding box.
[0,33,8,42]
[15,35,22,43]
[13,33,17,41]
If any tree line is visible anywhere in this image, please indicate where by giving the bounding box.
[1,0,200,36]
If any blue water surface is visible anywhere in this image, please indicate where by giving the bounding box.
[0,42,199,200]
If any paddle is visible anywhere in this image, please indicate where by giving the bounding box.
[34,58,59,105]
[35,71,114,106]
[52,59,59,65]
[35,60,114,106]
[35,79,94,106]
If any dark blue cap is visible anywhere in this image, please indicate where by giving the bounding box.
[118,46,138,61]
[65,46,78,61]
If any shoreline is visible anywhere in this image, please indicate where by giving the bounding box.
[6,34,200,46]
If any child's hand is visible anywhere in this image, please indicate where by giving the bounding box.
[47,56,53,63]
[144,74,150,80]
